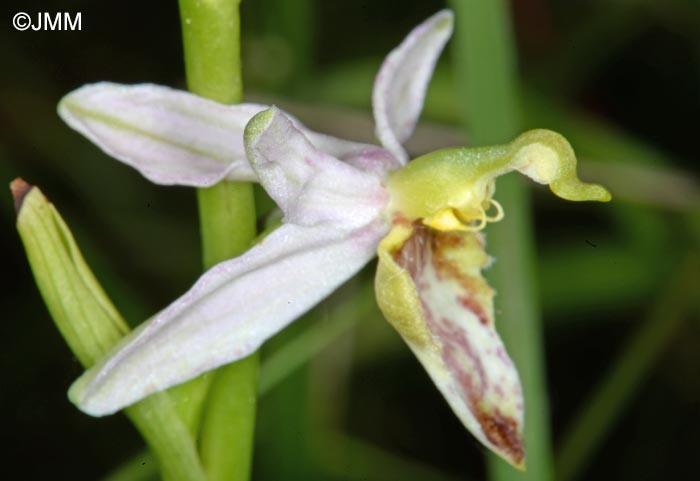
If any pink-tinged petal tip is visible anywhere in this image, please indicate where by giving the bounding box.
[372,10,454,164]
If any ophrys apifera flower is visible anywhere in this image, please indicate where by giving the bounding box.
[58,10,610,467]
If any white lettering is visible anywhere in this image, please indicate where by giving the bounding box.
[30,12,42,31]
[44,12,62,31]
[65,12,81,31]
[19,12,82,31]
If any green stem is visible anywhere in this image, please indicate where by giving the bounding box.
[126,397,208,481]
[199,354,259,481]
[178,1,259,480]
[100,451,157,481]
[179,0,243,104]
[449,1,555,479]
[556,254,699,481]
[196,185,256,269]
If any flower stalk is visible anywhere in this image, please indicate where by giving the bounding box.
[178,0,258,480]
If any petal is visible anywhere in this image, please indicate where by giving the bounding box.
[372,10,454,164]
[245,107,390,228]
[375,221,525,468]
[70,220,389,416]
[58,82,265,186]
[303,131,401,177]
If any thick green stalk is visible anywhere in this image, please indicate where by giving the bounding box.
[178,1,259,480]
[449,1,555,480]
[179,0,243,104]
[198,354,258,481]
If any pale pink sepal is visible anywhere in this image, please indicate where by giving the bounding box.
[372,10,454,165]
[58,82,265,186]
[69,220,389,416]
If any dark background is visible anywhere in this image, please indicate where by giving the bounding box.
[1,1,699,480]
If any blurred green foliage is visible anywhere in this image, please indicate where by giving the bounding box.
[1,1,698,480]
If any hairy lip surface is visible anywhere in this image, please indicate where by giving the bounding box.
[394,223,525,465]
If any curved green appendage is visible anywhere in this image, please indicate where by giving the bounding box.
[386,129,611,229]
[509,129,611,203]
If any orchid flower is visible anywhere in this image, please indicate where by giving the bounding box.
[58,10,610,468]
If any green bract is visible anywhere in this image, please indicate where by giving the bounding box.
[12,179,208,481]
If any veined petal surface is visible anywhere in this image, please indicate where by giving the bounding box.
[59,82,265,186]
[372,9,454,164]
[376,222,525,468]
[70,220,389,416]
